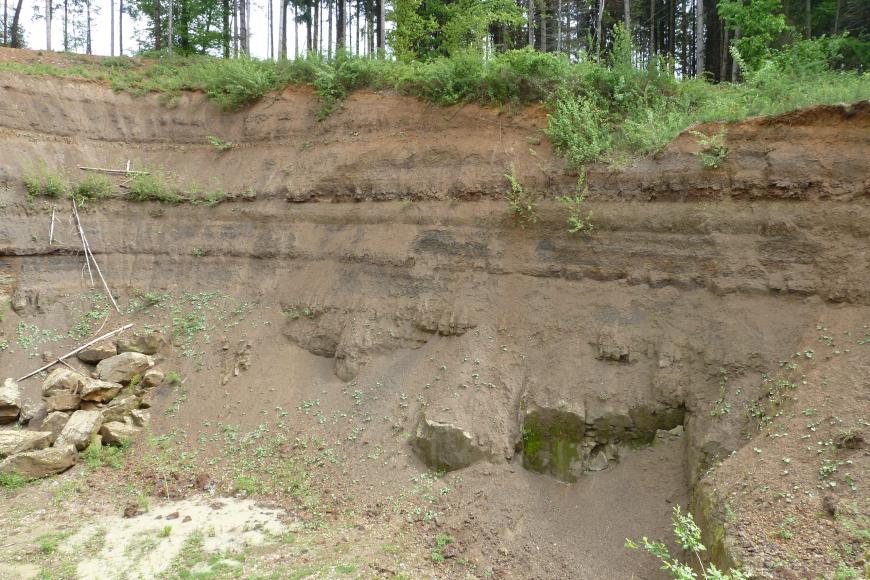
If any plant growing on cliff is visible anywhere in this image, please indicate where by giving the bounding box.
[23,165,67,199]
[72,175,115,205]
[626,506,747,579]
[504,166,538,228]
[690,129,729,170]
[559,177,594,236]
[128,172,184,203]
[206,136,234,151]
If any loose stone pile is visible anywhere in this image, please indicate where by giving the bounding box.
[0,331,167,480]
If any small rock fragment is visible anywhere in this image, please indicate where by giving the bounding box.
[99,421,140,445]
[42,368,85,396]
[0,430,53,457]
[0,378,22,424]
[45,392,82,413]
[40,411,71,443]
[76,341,118,364]
[0,445,77,479]
[80,378,123,403]
[97,353,154,384]
[116,331,166,356]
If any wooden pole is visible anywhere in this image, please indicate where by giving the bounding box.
[17,324,133,381]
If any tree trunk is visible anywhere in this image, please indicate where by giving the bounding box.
[680,0,687,74]
[294,3,298,57]
[86,0,92,54]
[46,0,52,51]
[595,0,605,55]
[222,0,229,57]
[327,0,332,58]
[832,0,839,33]
[719,23,728,80]
[623,0,630,33]
[109,0,113,54]
[280,0,286,59]
[649,0,655,57]
[239,0,246,54]
[539,0,547,52]
[155,0,161,50]
[730,25,740,80]
[10,0,23,47]
[120,0,124,54]
[804,0,811,38]
[3,0,7,46]
[337,0,345,51]
[167,0,173,53]
[527,0,535,47]
[376,0,384,53]
[694,0,704,76]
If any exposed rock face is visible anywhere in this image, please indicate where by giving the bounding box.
[100,421,140,445]
[40,411,71,443]
[101,394,140,423]
[410,415,488,471]
[116,331,166,355]
[597,328,631,362]
[18,398,47,425]
[76,340,118,364]
[55,410,103,451]
[80,378,123,403]
[0,430,53,457]
[0,445,77,479]
[129,409,151,428]
[96,353,154,384]
[45,392,82,413]
[521,407,587,482]
[0,379,22,424]
[42,368,85,396]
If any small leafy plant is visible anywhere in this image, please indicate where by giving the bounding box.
[23,165,67,199]
[690,128,729,169]
[128,172,184,203]
[626,506,747,579]
[72,174,114,205]
[559,177,594,235]
[206,135,234,151]
[504,166,538,227]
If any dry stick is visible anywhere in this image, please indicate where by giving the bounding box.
[71,199,95,286]
[78,166,149,176]
[48,208,56,245]
[16,324,133,381]
[72,199,121,314]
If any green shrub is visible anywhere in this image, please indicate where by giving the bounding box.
[690,128,729,169]
[128,172,184,203]
[559,178,594,235]
[81,439,130,469]
[0,472,27,489]
[206,135,234,151]
[504,167,538,227]
[547,92,612,166]
[72,174,114,204]
[23,166,67,199]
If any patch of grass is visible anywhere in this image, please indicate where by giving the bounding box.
[23,165,67,199]
[431,532,454,563]
[37,531,72,555]
[158,525,172,538]
[128,172,184,203]
[165,370,184,385]
[72,174,115,205]
[81,439,130,469]
[0,472,27,489]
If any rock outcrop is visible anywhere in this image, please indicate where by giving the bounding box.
[96,353,154,384]
[410,415,488,471]
[0,379,22,424]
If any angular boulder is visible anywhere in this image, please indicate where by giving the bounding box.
[410,415,487,472]
[18,398,47,425]
[0,379,22,424]
[41,368,86,396]
[76,340,118,364]
[100,394,140,423]
[100,421,140,445]
[142,369,165,389]
[0,445,77,479]
[40,412,71,443]
[129,409,151,428]
[80,378,123,403]
[96,353,154,384]
[45,392,82,413]
[0,430,53,457]
[55,410,103,451]
[116,331,166,356]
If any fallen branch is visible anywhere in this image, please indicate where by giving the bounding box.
[71,200,94,286]
[72,199,121,314]
[78,166,149,176]
[17,324,133,381]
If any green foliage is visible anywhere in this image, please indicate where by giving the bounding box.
[690,128,729,169]
[626,506,747,579]
[718,0,791,71]
[128,172,184,203]
[0,472,27,489]
[547,91,612,167]
[37,531,71,555]
[81,439,130,469]
[23,165,67,199]
[430,532,454,563]
[206,135,234,151]
[503,167,538,227]
[72,175,115,205]
[559,178,594,235]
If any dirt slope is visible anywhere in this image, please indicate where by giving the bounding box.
[0,52,868,579]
